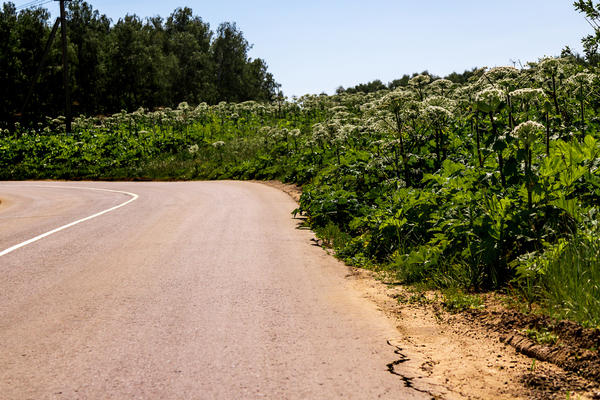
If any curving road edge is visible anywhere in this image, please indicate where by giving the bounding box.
[0,185,138,257]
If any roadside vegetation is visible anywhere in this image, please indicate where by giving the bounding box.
[3,1,600,329]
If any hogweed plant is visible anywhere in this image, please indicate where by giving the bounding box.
[475,86,507,186]
[514,121,545,211]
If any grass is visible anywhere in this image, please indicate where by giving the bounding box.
[524,327,559,346]
[441,288,484,313]
[314,222,352,252]
[542,234,600,327]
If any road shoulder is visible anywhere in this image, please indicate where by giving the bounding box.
[266,179,600,400]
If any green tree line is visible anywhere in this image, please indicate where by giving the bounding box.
[0,1,279,127]
[335,69,481,95]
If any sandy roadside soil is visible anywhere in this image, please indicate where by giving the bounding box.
[261,180,600,400]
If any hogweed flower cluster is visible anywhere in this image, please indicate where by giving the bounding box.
[475,87,504,112]
[424,105,454,127]
[510,88,546,103]
[409,74,431,87]
[513,121,545,146]
[482,66,520,82]
[567,72,595,89]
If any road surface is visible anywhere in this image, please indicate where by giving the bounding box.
[0,181,434,399]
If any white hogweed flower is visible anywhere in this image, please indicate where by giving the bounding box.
[567,72,595,87]
[409,74,431,86]
[381,89,413,107]
[483,66,519,80]
[425,105,453,126]
[177,102,191,111]
[513,121,545,146]
[429,78,454,94]
[425,95,456,110]
[475,87,504,112]
[535,57,570,80]
[510,88,546,102]
[259,126,272,136]
[195,102,209,112]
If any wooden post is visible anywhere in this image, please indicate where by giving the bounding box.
[19,17,61,118]
[59,0,71,133]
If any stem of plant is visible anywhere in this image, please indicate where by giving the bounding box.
[489,111,506,187]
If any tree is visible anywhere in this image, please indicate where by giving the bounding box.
[242,58,278,102]
[211,22,250,102]
[338,79,387,94]
[12,5,60,123]
[67,0,110,114]
[0,2,280,126]
[102,14,149,110]
[166,7,214,104]
[0,3,21,124]
[574,0,600,64]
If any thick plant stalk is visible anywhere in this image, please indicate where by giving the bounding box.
[394,112,411,186]
[475,114,483,167]
[489,112,506,187]
[551,75,560,117]
[580,88,585,134]
[545,112,551,156]
[526,144,533,211]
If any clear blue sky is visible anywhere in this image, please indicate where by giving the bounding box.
[43,0,589,97]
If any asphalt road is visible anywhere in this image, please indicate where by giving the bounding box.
[0,181,431,399]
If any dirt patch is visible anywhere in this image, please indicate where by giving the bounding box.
[467,308,600,383]
[347,269,600,399]
[255,180,302,203]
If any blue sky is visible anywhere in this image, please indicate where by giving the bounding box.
[43,0,590,97]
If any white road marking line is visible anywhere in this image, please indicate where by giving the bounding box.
[0,185,139,257]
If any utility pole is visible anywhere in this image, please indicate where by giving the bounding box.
[19,17,61,119]
[58,0,71,133]
[17,0,72,133]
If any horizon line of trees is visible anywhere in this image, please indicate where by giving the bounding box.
[335,48,591,95]
[335,69,480,95]
[0,1,280,127]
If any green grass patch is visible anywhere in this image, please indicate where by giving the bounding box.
[542,235,600,327]
[442,289,484,313]
[524,327,559,346]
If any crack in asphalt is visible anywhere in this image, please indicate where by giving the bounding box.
[386,339,442,400]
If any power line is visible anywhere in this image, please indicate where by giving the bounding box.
[15,0,53,11]
[16,0,54,11]
[15,0,43,10]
